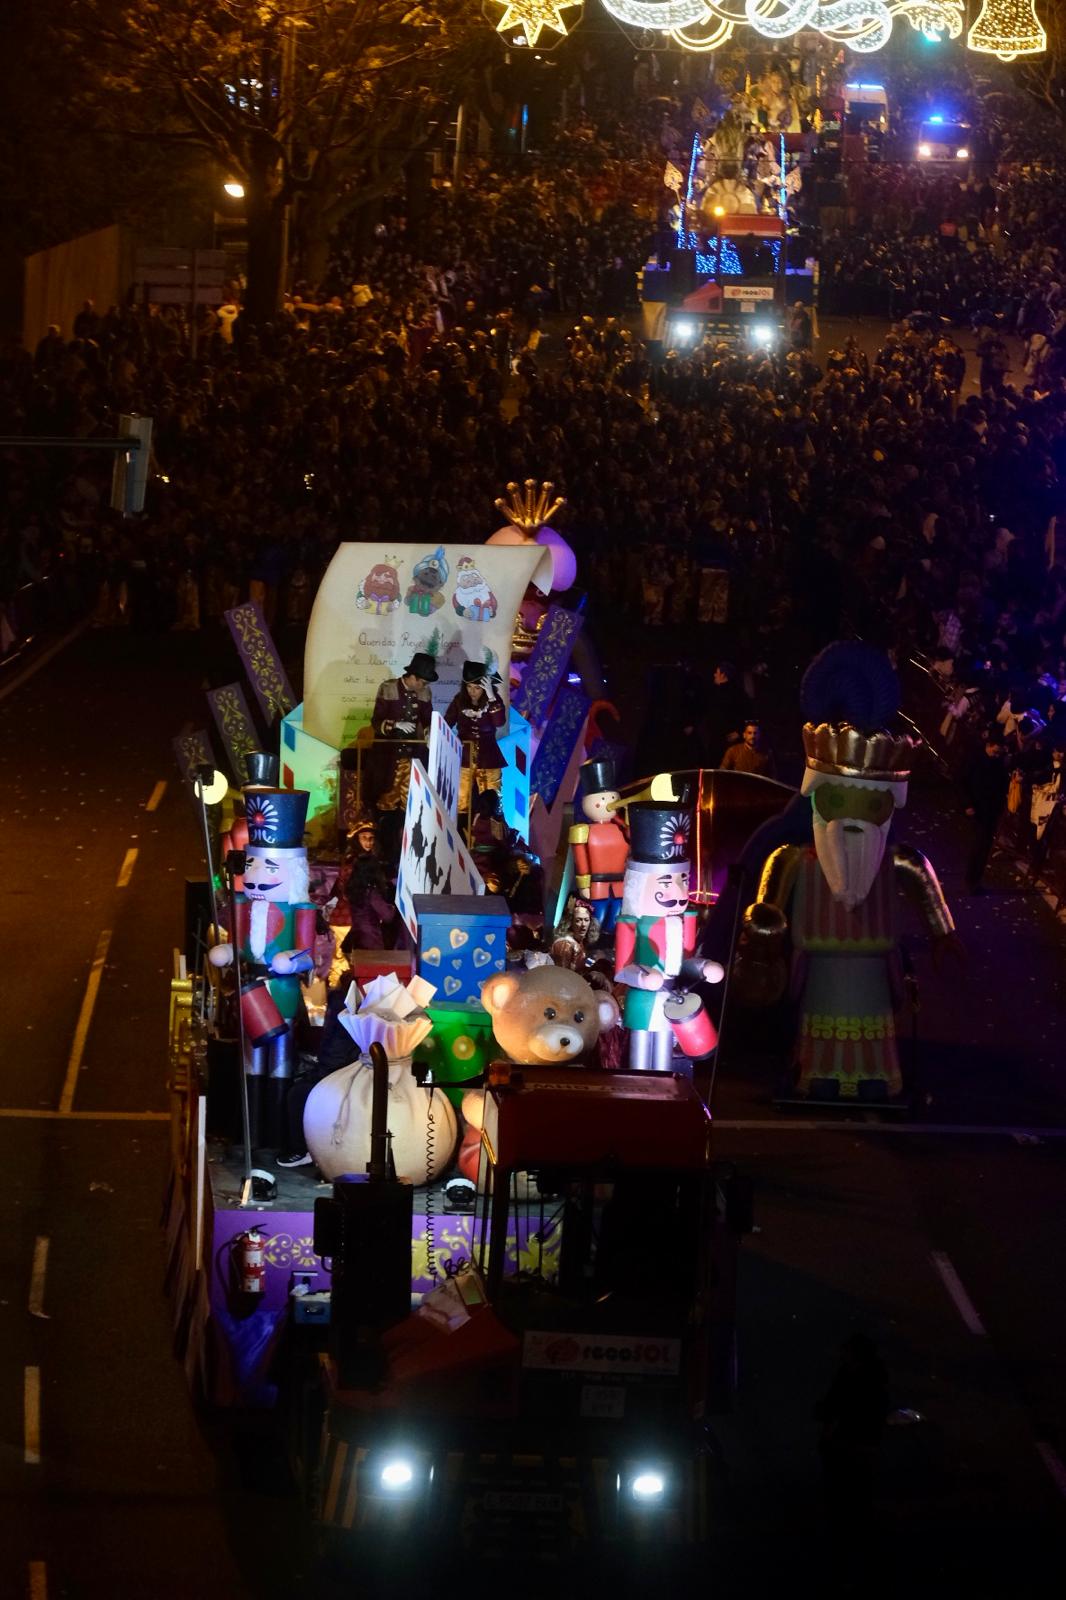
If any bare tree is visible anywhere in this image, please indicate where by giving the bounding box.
[60,0,484,319]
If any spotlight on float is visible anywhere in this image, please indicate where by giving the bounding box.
[193,768,230,807]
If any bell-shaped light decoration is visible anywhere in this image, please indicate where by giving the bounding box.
[967,0,1046,59]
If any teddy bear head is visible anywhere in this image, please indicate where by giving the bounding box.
[480,965,619,1065]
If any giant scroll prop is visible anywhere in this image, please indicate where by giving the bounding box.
[303,543,549,751]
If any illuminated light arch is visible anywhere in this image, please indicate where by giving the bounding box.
[596,0,1038,53]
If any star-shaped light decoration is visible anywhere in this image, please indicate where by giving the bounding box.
[489,0,582,45]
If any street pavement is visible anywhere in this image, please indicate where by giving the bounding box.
[1,622,1065,1598]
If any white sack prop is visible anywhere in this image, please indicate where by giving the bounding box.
[336,970,437,1059]
[304,1057,458,1185]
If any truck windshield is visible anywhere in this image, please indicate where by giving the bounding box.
[474,1169,704,1322]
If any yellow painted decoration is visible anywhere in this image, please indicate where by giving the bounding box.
[966,0,1046,58]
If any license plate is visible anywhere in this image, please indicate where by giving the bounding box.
[483,1490,563,1514]
[580,1384,626,1419]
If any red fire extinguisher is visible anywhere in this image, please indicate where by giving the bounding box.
[235,1227,267,1296]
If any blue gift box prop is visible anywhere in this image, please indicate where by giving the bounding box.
[414,894,510,1005]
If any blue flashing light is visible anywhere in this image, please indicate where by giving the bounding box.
[928,114,944,124]
[845,83,884,93]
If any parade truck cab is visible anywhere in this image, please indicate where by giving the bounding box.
[301,1060,749,1576]
[916,114,973,172]
[645,214,790,356]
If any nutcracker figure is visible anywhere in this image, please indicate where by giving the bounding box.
[568,758,629,935]
[209,781,316,1146]
[735,641,958,1102]
[615,802,724,1071]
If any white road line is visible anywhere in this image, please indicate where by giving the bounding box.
[24,1367,41,1465]
[0,1108,167,1122]
[58,928,113,1115]
[28,1236,49,1319]
[1036,1442,1066,1500]
[931,1251,987,1337]
[116,846,139,888]
[714,1119,1066,1139]
[0,621,87,706]
[145,779,167,812]
[28,1562,47,1600]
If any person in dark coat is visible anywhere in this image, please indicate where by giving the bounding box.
[445,659,506,816]
[703,660,751,766]
[963,733,1010,892]
[816,1332,889,1524]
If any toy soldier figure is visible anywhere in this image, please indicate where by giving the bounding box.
[615,802,723,1071]
[371,650,437,811]
[569,758,629,935]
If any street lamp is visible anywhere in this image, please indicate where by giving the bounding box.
[223,180,245,199]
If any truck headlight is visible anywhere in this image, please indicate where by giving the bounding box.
[918,143,932,159]
[380,1457,416,1491]
[629,1469,666,1502]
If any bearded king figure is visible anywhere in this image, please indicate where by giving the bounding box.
[737,642,957,1103]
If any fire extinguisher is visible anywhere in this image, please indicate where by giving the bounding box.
[234,1227,267,1296]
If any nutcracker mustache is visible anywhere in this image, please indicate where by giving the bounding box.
[813,817,889,911]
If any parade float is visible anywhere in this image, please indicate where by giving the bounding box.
[161,499,950,1560]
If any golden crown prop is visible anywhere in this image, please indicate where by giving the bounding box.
[494,479,566,536]
[802,722,919,782]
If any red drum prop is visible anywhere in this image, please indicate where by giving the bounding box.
[663,990,718,1059]
[240,979,287,1045]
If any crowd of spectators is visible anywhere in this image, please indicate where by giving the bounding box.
[4,126,1066,864]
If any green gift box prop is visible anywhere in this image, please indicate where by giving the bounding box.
[415,1002,496,1106]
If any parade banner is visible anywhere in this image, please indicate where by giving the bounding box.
[207,683,260,785]
[530,683,590,810]
[172,728,215,788]
[511,605,584,730]
[427,711,462,821]
[303,543,549,750]
[225,601,295,723]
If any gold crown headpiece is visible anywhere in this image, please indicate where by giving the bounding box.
[802,722,919,782]
[494,478,565,535]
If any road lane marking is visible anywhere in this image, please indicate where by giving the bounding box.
[58,929,113,1115]
[116,847,139,888]
[714,1119,1066,1139]
[0,1108,167,1122]
[0,621,87,705]
[28,1236,49,1319]
[145,780,167,812]
[931,1251,987,1337]
[24,1367,41,1464]
[28,1562,47,1600]
[1036,1442,1066,1500]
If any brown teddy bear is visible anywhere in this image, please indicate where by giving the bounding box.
[480,964,619,1065]
[456,966,621,1182]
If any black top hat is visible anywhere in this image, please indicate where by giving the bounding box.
[579,758,620,796]
[403,651,439,683]
[462,660,489,685]
[245,750,279,787]
[244,787,309,848]
[628,801,693,865]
